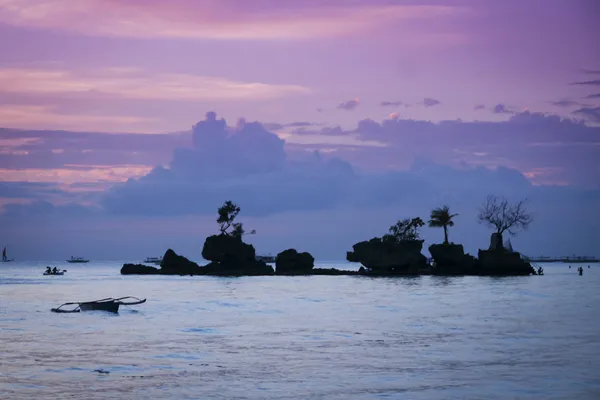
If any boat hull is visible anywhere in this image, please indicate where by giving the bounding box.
[67,260,89,263]
[79,301,120,313]
[43,272,64,275]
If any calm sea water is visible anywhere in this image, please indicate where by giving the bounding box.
[1,261,599,399]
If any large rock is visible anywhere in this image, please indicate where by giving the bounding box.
[478,249,535,276]
[478,233,535,275]
[161,248,203,274]
[202,234,256,263]
[429,243,479,275]
[121,263,160,275]
[346,238,427,275]
[201,234,274,276]
[275,249,315,275]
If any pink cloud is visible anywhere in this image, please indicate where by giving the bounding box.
[0,67,310,101]
[0,165,152,184]
[0,104,155,132]
[0,0,466,41]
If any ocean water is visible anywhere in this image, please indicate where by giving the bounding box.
[1,261,599,399]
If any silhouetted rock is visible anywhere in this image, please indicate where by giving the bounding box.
[478,249,535,275]
[202,234,256,263]
[346,237,427,275]
[161,248,203,274]
[429,243,479,275]
[121,263,160,275]
[275,249,315,275]
[488,233,504,251]
[201,234,274,276]
[476,233,535,275]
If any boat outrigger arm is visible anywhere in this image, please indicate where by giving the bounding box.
[51,296,146,313]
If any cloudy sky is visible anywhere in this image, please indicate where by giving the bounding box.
[1,0,599,261]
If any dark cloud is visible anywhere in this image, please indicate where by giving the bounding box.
[263,121,320,130]
[550,99,586,108]
[1,201,100,219]
[571,79,600,86]
[0,182,68,199]
[582,69,600,75]
[0,127,187,169]
[304,111,600,187]
[474,104,485,111]
[573,107,600,123]
[319,126,346,136]
[423,98,441,107]
[337,98,360,111]
[101,112,328,216]
[492,104,514,114]
[380,101,403,107]
[584,93,600,99]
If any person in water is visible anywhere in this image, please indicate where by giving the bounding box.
[52,266,58,274]
[537,266,544,275]
[46,266,51,273]
[577,266,583,275]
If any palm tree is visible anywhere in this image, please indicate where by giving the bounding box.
[428,206,458,245]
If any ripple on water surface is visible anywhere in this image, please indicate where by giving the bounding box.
[0,262,599,399]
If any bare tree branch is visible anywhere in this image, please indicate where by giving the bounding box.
[477,195,533,236]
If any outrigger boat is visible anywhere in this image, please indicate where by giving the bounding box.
[51,296,146,313]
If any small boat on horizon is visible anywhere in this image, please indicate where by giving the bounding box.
[51,296,146,313]
[67,256,89,263]
[256,254,275,263]
[44,267,66,276]
[2,246,14,262]
[143,256,163,265]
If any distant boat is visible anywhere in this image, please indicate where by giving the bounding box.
[43,271,66,276]
[143,257,163,265]
[67,256,89,263]
[256,254,275,263]
[2,246,14,262]
[51,296,146,313]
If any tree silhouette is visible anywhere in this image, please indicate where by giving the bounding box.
[217,200,240,235]
[428,206,458,244]
[385,217,425,242]
[217,201,256,239]
[477,195,532,236]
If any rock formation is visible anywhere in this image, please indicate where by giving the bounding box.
[275,249,315,275]
[121,245,273,276]
[347,237,427,275]
[477,233,535,275]
[201,234,274,276]
[120,263,160,275]
[428,243,479,275]
[161,248,203,274]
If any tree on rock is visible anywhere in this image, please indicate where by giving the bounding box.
[477,195,532,238]
[217,200,255,239]
[428,206,458,245]
[385,217,425,242]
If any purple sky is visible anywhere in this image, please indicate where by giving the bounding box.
[1,0,599,260]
